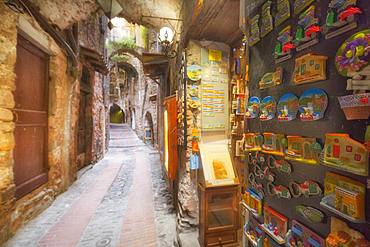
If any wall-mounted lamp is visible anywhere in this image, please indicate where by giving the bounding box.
[158,26,177,58]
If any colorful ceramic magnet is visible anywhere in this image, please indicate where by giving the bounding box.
[289,180,322,198]
[246,96,261,119]
[326,217,370,246]
[249,15,261,46]
[294,0,315,16]
[294,5,321,51]
[259,67,283,89]
[285,136,322,165]
[295,205,325,223]
[275,26,294,63]
[277,93,299,121]
[267,183,291,199]
[293,53,328,85]
[323,133,369,176]
[336,30,370,77]
[262,133,287,156]
[248,173,265,198]
[187,64,202,81]
[323,0,362,39]
[260,96,277,121]
[285,220,326,247]
[254,165,275,182]
[261,1,274,37]
[338,93,370,120]
[268,156,292,175]
[249,151,266,166]
[320,172,365,223]
[275,0,291,27]
[298,88,328,121]
[261,206,288,245]
[244,133,263,152]
[243,188,263,217]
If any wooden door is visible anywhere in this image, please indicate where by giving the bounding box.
[164,96,178,180]
[13,35,49,199]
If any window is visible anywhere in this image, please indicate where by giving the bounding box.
[346,145,353,152]
[354,154,361,161]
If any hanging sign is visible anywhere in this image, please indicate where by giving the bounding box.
[208,49,222,62]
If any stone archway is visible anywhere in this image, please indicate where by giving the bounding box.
[144,111,154,145]
[109,103,125,123]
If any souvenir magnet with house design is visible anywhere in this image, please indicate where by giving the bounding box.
[260,96,277,121]
[294,5,321,51]
[323,0,362,40]
[294,0,315,16]
[262,133,287,156]
[249,15,261,46]
[275,0,291,27]
[320,172,365,223]
[243,188,263,217]
[261,206,289,244]
[261,1,274,38]
[285,136,322,165]
[293,53,328,85]
[298,88,328,121]
[245,133,264,152]
[285,220,326,247]
[277,93,299,121]
[326,217,370,246]
[259,67,283,89]
[322,133,369,176]
[275,26,295,63]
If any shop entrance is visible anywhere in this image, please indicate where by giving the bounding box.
[77,67,92,169]
[13,35,49,199]
[144,112,154,145]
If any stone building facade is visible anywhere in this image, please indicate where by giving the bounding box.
[0,1,109,244]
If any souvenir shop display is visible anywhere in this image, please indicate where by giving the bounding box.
[249,15,261,46]
[285,220,325,247]
[261,1,273,38]
[326,217,370,246]
[285,136,322,165]
[245,133,263,152]
[249,173,265,198]
[243,188,263,217]
[262,133,286,156]
[259,67,283,89]
[295,205,325,223]
[294,0,315,16]
[323,0,362,39]
[244,218,265,247]
[289,180,322,198]
[320,172,365,223]
[275,26,294,63]
[268,156,292,175]
[246,96,261,119]
[261,206,288,244]
[293,54,328,85]
[259,96,277,121]
[294,5,321,51]
[322,133,369,176]
[298,88,328,121]
[275,0,291,27]
[267,183,291,199]
[277,93,299,121]
[187,64,202,81]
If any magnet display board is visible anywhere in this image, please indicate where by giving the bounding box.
[246,0,370,239]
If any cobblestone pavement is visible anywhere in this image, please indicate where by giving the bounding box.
[6,124,176,247]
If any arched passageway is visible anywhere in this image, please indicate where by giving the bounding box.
[109,104,126,124]
[144,112,154,145]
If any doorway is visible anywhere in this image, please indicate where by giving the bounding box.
[13,35,49,199]
[109,104,125,123]
[77,67,92,169]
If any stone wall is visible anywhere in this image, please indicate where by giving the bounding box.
[0,2,108,244]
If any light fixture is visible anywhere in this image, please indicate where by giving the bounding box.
[158,26,177,58]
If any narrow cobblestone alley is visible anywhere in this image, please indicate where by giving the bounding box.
[5,125,176,247]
